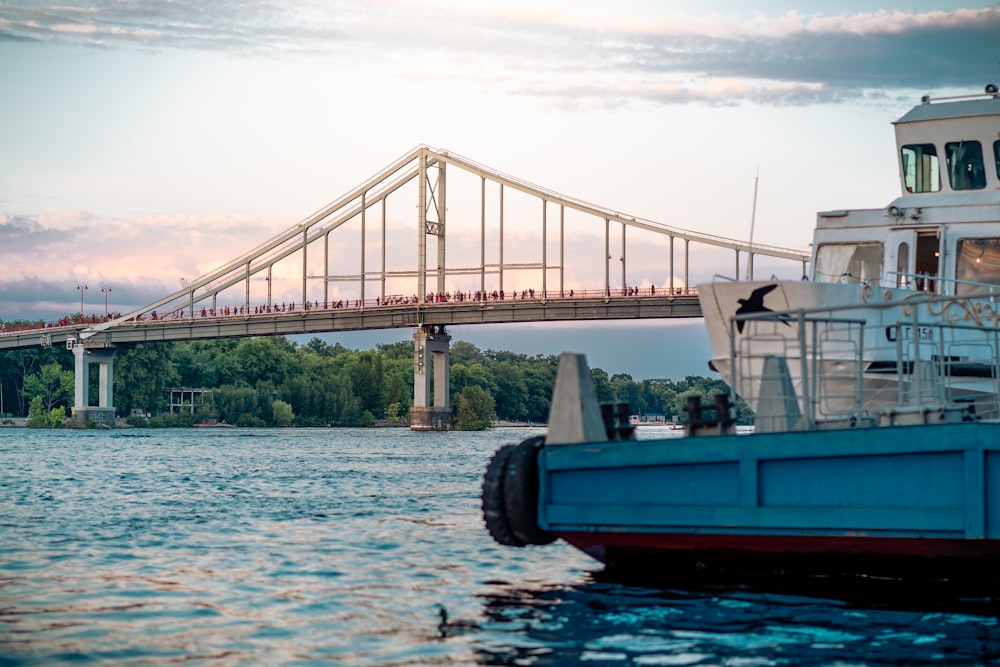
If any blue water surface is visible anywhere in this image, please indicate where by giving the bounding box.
[1,426,998,666]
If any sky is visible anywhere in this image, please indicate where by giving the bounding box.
[2,1,999,379]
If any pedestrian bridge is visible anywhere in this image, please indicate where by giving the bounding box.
[0,145,809,428]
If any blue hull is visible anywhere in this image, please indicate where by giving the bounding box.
[536,421,1000,571]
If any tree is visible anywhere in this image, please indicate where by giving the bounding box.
[23,363,74,412]
[304,337,331,356]
[383,374,404,414]
[492,360,528,421]
[376,340,414,361]
[253,380,277,424]
[26,396,48,428]
[48,406,67,429]
[173,339,242,386]
[114,344,179,415]
[347,352,384,417]
[335,377,363,425]
[235,337,295,386]
[215,385,258,424]
[1,347,71,416]
[195,393,220,422]
[674,388,710,422]
[522,357,558,423]
[271,399,295,426]
[591,368,613,403]
[451,340,485,365]
[450,361,498,399]
[455,385,496,430]
[609,372,641,412]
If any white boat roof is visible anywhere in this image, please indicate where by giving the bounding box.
[894,95,1000,124]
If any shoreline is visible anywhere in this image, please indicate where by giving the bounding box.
[0,418,544,429]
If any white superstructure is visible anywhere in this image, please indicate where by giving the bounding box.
[699,85,1000,428]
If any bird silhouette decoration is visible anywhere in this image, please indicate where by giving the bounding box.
[734,284,788,333]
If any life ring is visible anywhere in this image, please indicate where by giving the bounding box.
[481,435,555,547]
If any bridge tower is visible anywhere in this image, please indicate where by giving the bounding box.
[69,342,116,426]
[410,325,452,431]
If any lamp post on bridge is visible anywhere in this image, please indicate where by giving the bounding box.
[76,283,88,316]
[101,287,111,318]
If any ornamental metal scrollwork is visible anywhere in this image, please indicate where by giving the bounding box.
[921,297,1000,328]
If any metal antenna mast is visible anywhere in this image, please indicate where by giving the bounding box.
[746,167,759,281]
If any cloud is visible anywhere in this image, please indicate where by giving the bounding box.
[0,200,808,322]
[0,209,298,319]
[0,275,172,319]
[0,213,79,252]
[2,2,997,105]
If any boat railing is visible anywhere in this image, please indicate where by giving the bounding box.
[730,295,1000,431]
[918,86,999,104]
[887,271,1000,299]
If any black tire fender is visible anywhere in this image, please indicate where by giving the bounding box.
[482,443,523,546]
[503,436,556,546]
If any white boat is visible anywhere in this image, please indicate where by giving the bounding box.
[699,84,1000,429]
[627,413,671,426]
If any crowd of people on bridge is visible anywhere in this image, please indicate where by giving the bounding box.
[2,284,694,334]
[0,312,124,334]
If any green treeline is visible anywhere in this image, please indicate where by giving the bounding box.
[0,336,750,428]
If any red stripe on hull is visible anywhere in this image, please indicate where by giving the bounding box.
[558,531,1000,564]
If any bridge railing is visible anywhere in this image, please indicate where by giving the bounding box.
[0,286,699,334]
[0,313,119,335]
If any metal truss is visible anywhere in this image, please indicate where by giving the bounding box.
[53,145,808,342]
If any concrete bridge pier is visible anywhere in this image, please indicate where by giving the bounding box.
[410,325,452,431]
[71,343,116,426]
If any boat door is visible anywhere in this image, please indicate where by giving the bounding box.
[891,228,941,292]
[915,230,941,293]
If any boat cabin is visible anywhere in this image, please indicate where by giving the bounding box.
[811,85,1000,296]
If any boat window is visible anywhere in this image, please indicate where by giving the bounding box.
[956,238,1000,296]
[995,141,1000,180]
[814,243,883,284]
[896,242,909,288]
[901,144,940,193]
[945,141,986,190]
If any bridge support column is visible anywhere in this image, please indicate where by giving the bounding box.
[410,325,452,431]
[71,344,116,426]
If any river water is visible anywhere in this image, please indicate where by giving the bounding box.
[1,426,998,666]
